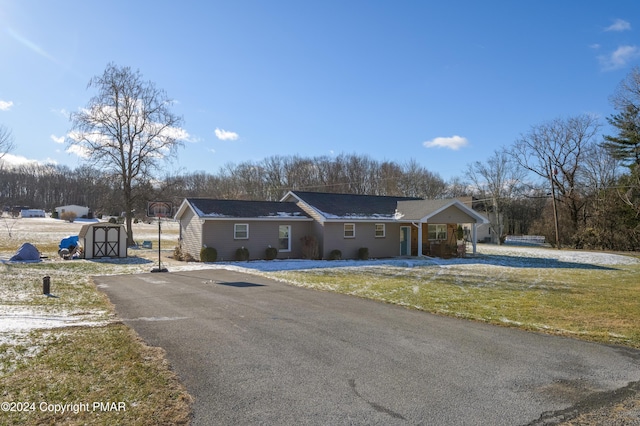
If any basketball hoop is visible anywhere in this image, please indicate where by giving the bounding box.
[147,201,172,272]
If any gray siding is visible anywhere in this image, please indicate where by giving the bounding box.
[201,220,313,261]
[429,206,476,224]
[180,208,204,260]
[322,221,401,259]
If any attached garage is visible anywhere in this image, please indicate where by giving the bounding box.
[79,223,127,259]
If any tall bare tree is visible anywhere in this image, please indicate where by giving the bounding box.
[0,125,15,163]
[465,149,526,244]
[68,63,185,244]
[511,114,601,246]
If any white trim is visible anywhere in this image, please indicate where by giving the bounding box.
[234,223,249,239]
[375,223,386,238]
[343,223,356,238]
[418,200,489,224]
[278,225,292,252]
[427,224,448,241]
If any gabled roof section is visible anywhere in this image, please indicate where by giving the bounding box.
[282,191,421,220]
[177,198,310,219]
[396,199,489,223]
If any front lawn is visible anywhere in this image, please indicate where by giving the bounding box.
[266,248,640,348]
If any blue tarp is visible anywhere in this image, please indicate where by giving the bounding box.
[59,235,79,250]
[10,243,41,261]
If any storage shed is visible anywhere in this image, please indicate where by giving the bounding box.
[79,223,127,259]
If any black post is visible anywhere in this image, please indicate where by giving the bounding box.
[151,218,168,272]
[43,276,50,294]
[158,218,162,270]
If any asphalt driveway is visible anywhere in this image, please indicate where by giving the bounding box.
[95,269,640,425]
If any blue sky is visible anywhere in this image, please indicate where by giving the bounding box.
[1,1,639,180]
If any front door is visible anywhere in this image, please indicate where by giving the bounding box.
[400,226,410,256]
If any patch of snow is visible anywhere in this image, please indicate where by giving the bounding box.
[0,309,108,333]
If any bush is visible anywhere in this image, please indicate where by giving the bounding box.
[173,245,194,262]
[200,247,217,262]
[235,247,250,261]
[108,217,117,224]
[60,211,77,223]
[357,247,369,260]
[265,246,278,260]
[300,235,319,259]
[328,249,342,260]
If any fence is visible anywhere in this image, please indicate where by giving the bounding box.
[504,235,546,245]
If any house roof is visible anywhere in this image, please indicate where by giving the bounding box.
[283,191,421,220]
[396,199,489,223]
[180,198,311,219]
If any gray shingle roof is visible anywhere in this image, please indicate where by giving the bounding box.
[290,191,421,219]
[187,198,310,218]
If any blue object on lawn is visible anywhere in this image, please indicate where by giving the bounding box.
[59,235,79,250]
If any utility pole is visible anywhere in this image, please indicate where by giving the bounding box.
[548,157,561,249]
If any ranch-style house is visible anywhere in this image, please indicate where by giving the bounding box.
[174,191,488,261]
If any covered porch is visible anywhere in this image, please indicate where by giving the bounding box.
[395,199,488,258]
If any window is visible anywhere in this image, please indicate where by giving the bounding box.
[428,224,447,240]
[344,223,355,238]
[375,223,385,238]
[278,225,291,252]
[234,223,249,239]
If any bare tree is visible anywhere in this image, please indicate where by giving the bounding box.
[511,114,601,246]
[68,63,185,244]
[465,149,526,244]
[0,125,15,163]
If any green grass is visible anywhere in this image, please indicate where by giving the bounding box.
[268,262,640,348]
[1,325,191,425]
[0,257,191,426]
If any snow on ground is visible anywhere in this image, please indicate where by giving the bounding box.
[164,243,639,276]
[1,233,638,341]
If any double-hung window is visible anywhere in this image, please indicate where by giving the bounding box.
[344,223,355,238]
[234,223,249,239]
[278,225,291,252]
[375,223,385,238]
[428,224,447,240]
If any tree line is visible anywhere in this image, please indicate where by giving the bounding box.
[1,64,639,250]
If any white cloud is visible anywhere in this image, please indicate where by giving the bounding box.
[0,100,13,111]
[66,144,92,159]
[0,153,40,166]
[214,128,239,141]
[605,19,631,32]
[50,134,65,144]
[423,135,469,150]
[599,45,640,71]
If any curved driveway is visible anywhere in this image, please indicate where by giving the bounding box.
[95,269,640,425]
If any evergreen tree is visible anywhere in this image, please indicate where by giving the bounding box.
[602,104,640,167]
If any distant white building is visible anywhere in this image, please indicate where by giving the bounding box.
[55,205,90,218]
[20,209,46,218]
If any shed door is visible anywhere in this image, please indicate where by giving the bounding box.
[93,226,121,258]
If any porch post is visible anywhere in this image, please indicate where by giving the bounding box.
[472,223,478,254]
[417,223,423,256]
